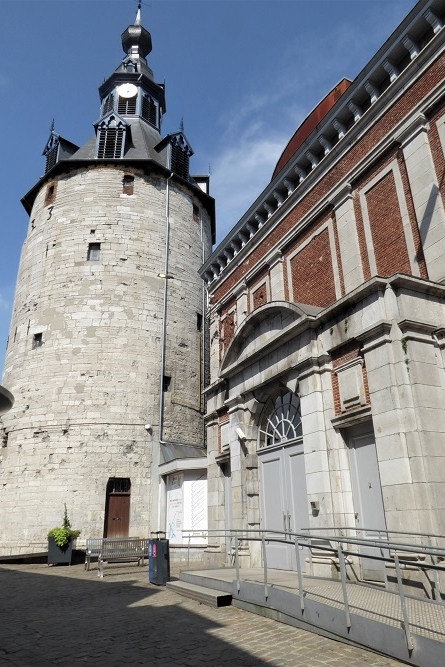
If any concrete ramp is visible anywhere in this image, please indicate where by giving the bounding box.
[177,567,445,667]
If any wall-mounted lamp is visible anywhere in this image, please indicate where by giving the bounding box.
[310,500,320,516]
[157,272,200,286]
[236,427,247,441]
[145,424,152,434]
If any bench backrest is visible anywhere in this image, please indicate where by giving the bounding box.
[86,537,142,557]
[100,538,148,560]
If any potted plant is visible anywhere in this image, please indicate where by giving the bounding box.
[47,504,80,565]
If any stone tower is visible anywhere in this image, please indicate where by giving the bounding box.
[0,7,215,555]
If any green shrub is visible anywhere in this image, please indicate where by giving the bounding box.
[47,505,80,547]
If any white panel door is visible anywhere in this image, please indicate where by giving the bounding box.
[285,444,309,569]
[349,428,387,581]
[259,442,308,571]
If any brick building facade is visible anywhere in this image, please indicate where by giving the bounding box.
[201,0,445,579]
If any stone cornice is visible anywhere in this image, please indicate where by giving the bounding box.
[331,405,372,430]
[356,321,393,353]
[398,319,439,342]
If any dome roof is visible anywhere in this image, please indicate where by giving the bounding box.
[272,78,351,180]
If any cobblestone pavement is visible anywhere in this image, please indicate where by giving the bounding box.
[0,562,404,666]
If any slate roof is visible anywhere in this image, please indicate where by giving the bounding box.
[70,118,169,167]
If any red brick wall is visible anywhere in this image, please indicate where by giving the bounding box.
[365,170,411,276]
[289,228,336,307]
[210,51,445,305]
[252,283,268,310]
[247,268,270,313]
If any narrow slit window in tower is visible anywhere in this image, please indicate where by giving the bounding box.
[44,183,57,206]
[123,175,134,195]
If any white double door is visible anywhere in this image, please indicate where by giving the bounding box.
[259,442,308,571]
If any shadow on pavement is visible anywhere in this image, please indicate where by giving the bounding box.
[0,563,266,666]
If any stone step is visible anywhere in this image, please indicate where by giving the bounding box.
[166,579,232,607]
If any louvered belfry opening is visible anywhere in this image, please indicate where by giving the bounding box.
[45,145,58,174]
[96,116,126,159]
[141,95,157,127]
[118,96,137,115]
[171,143,189,180]
[103,94,114,115]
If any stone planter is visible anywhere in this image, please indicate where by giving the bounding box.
[47,535,73,565]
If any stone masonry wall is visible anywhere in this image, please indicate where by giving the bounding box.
[0,165,212,555]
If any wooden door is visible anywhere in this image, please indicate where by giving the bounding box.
[104,493,130,538]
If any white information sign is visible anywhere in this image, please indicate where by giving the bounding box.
[166,470,207,545]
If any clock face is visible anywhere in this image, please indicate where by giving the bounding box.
[118,83,138,99]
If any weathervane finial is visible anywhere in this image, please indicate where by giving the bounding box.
[135,1,142,26]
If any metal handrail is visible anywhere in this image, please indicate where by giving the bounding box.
[301,525,445,539]
[180,526,445,559]
[178,525,445,651]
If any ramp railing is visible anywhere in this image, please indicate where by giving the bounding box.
[181,526,445,653]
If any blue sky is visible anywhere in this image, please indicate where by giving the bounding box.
[0,0,416,376]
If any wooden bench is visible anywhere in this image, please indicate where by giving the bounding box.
[85,537,141,571]
[97,538,148,578]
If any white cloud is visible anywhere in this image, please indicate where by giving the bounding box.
[211,128,290,242]
[210,74,308,242]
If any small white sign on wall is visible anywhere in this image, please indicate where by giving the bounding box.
[166,470,208,545]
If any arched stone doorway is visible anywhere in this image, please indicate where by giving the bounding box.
[258,390,308,571]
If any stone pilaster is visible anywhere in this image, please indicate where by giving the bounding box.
[397,115,445,282]
[267,249,285,301]
[331,184,364,293]
[297,356,334,527]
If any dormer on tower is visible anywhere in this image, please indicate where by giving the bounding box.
[42,122,79,175]
[170,127,194,181]
[94,112,127,159]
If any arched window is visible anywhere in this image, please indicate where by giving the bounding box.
[259,391,302,448]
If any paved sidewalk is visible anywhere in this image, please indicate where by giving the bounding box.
[0,562,404,666]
